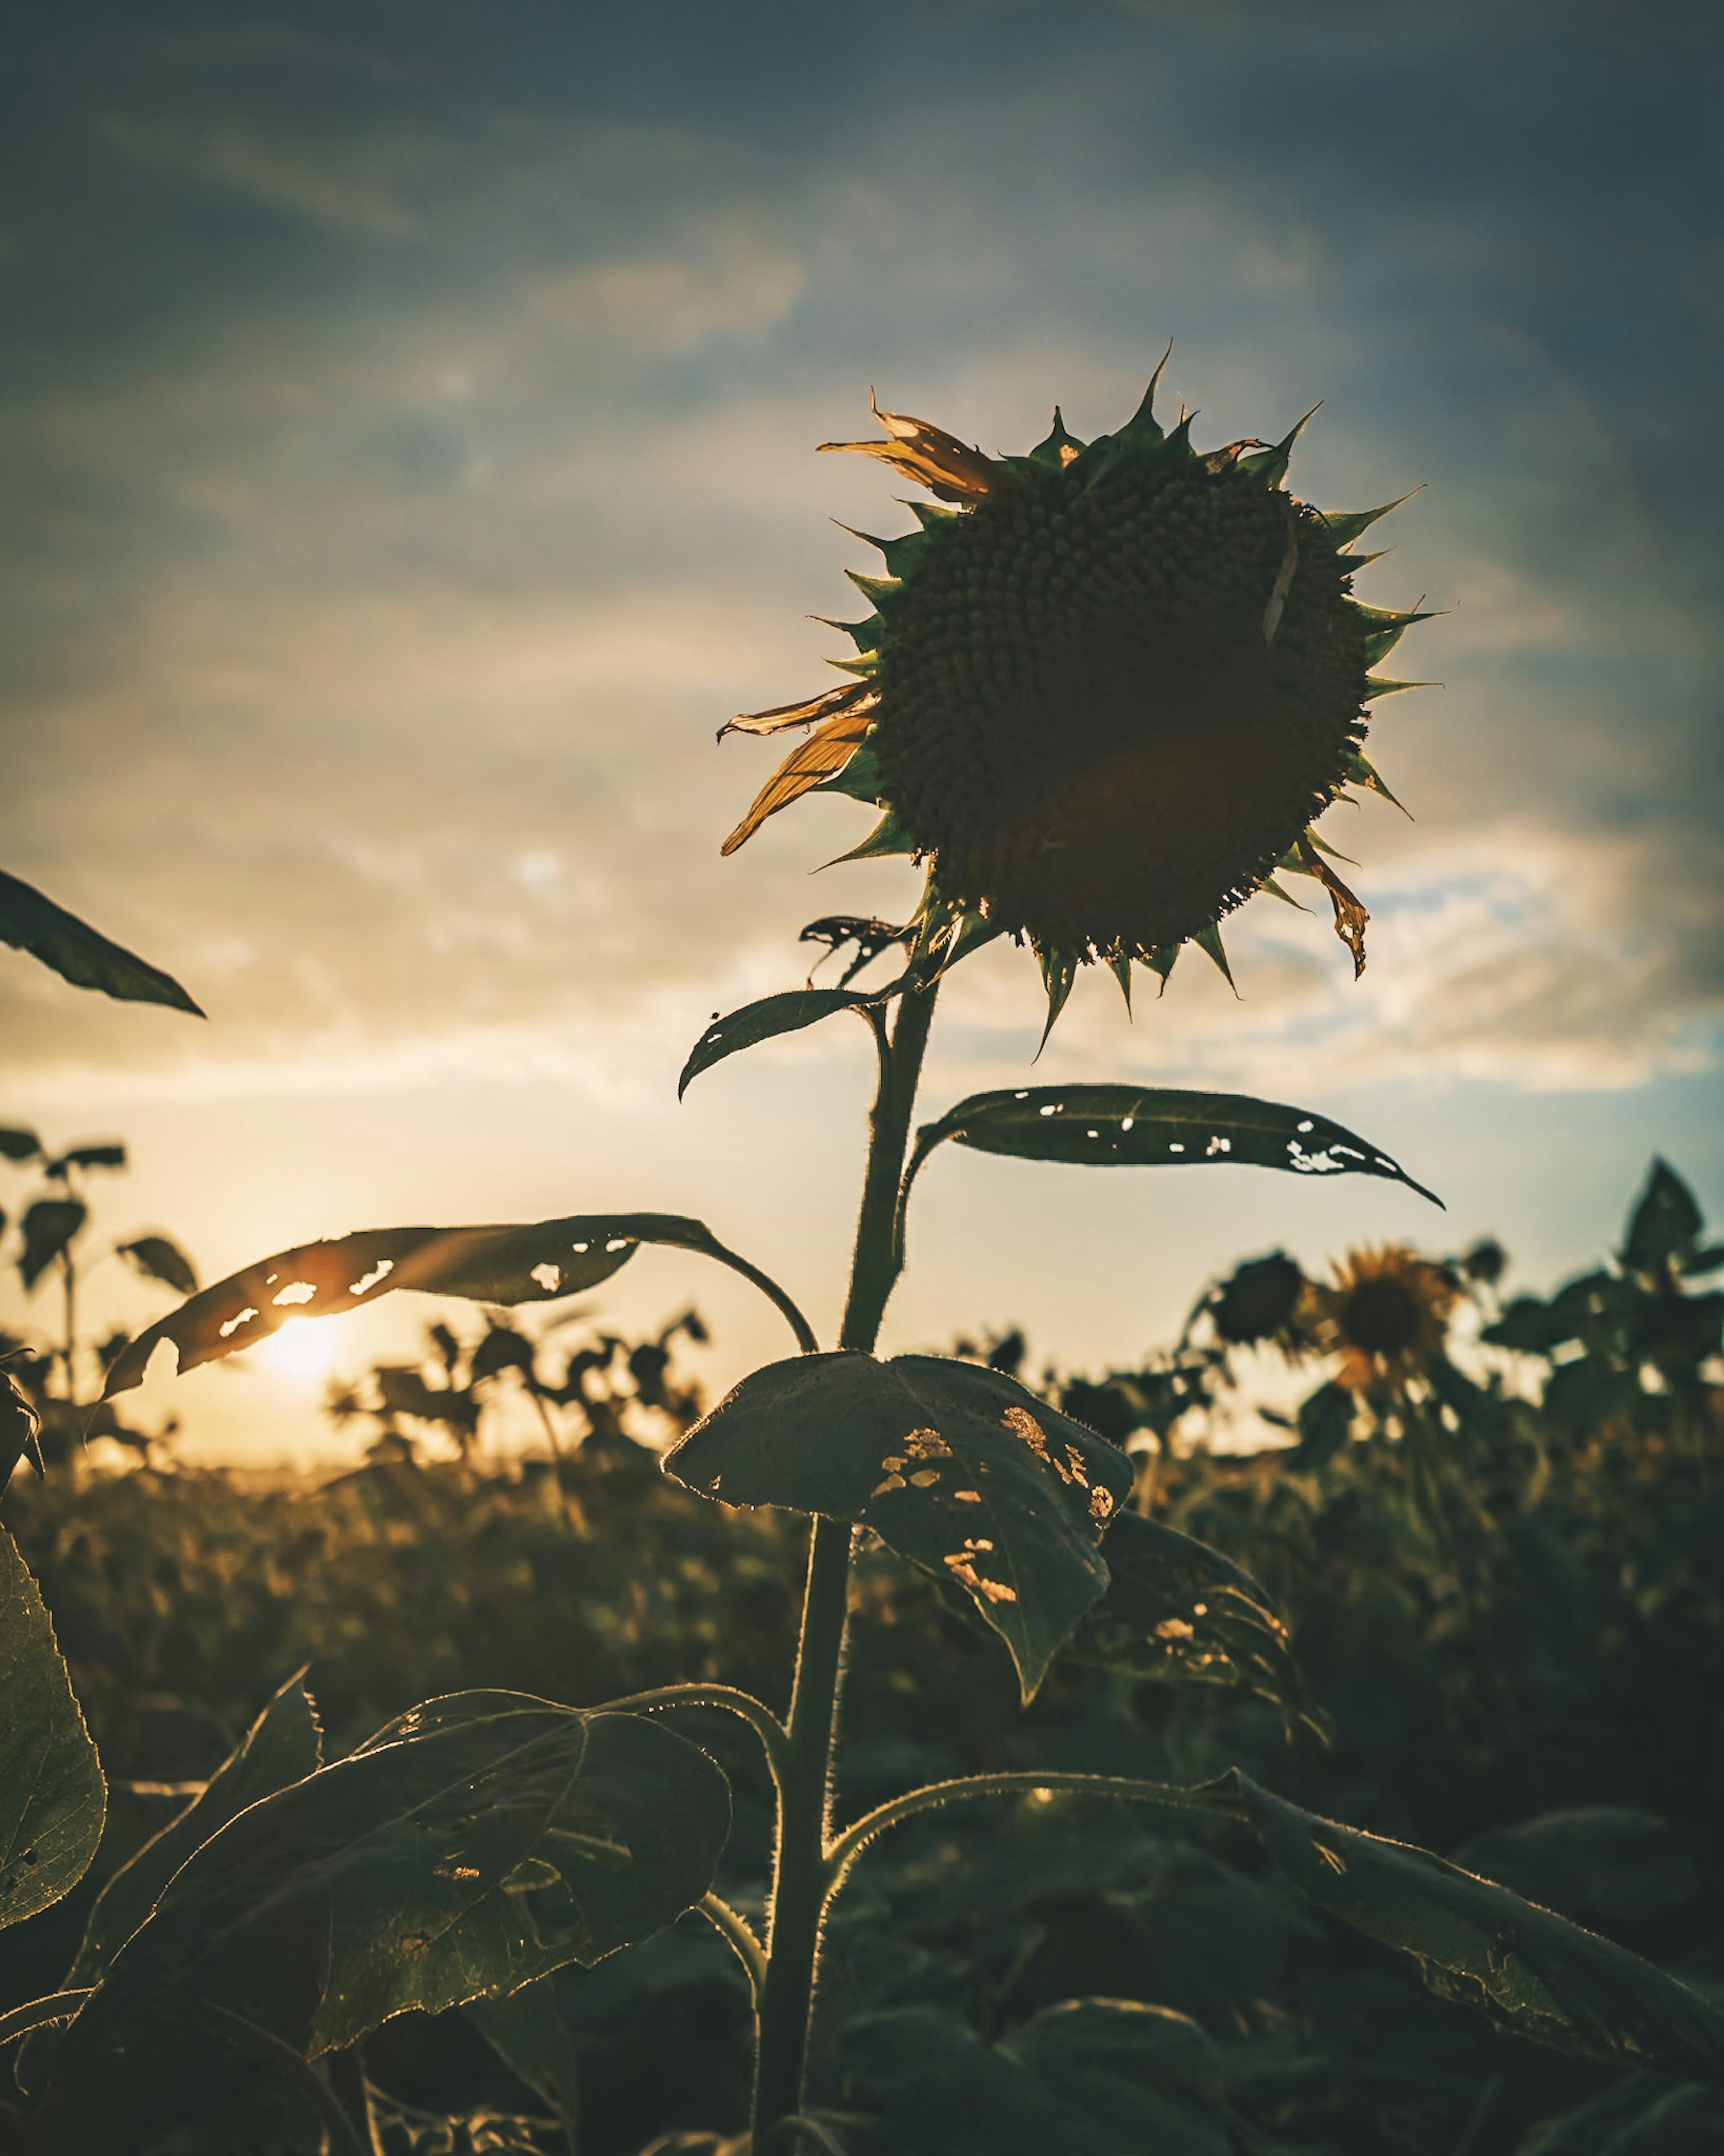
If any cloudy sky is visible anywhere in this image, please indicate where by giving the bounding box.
[2,0,1719,1460]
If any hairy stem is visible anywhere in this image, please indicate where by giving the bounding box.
[750,975,941,2143]
[698,1891,768,2003]
[605,1682,790,1786]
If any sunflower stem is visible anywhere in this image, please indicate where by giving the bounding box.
[749,972,940,2145]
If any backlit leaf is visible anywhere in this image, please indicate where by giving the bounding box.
[1621,1158,1703,1274]
[19,1198,87,1292]
[1064,1512,1318,1734]
[463,1975,581,2140]
[664,1353,1134,1698]
[0,1525,104,1932]
[0,868,204,1017]
[839,1999,1228,2156]
[115,1235,199,1297]
[33,1697,730,2155]
[105,1213,759,1397]
[679,988,880,1099]
[16,1671,323,2099]
[1218,1770,1724,2084]
[907,1087,1441,1208]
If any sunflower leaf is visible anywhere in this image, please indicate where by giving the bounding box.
[115,1235,199,1297]
[1065,1512,1320,1736]
[104,1213,768,1397]
[664,1353,1134,1700]
[0,869,204,1018]
[679,988,881,1098]
[0,1526,105,1935]
[906,1087,1442,1207]
[1218,1770,1724,2084]
[31,1701,730,2156]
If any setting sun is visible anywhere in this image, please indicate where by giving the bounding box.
[254,1318,338,1385]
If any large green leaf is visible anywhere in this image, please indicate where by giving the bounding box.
[664,1354,1134,1698]
[15,1671,322,2099]
[838,1999,1228,2156]
[79,1669,321,1980]
[33,1696,730,2155]
[0,1525,104,1931]
[678,987,880,1097]
[1064,1511,1317,1734]
[0,867,204,1017]
[906,1087,1441,1207]
[105,1212,794,1397]
[1219,1771,1724,2084]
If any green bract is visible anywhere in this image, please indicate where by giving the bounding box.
[721,367,1432,1026]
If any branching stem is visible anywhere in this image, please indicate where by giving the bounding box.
[749,971,941,2144]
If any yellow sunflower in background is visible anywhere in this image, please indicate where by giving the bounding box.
[718,364,1432,1033]
[1307,1245,1460,1394]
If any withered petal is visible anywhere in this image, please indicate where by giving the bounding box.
[719,699,878,856]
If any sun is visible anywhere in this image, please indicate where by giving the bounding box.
[255,1318,338,1384]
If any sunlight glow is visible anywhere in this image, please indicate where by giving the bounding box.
[255,1319,338,1384]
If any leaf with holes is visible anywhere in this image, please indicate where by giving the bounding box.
[679,987,880,1099]
[906,1088,1441,1207]
[1064,1513,1319,1735]
[32,1697,730,2156]
[0,867,204,1016]
[1218,1770,1724,2084]
[104,1213,764,1398]
[664,1353,1134,1699]
[0,1526,104,1935]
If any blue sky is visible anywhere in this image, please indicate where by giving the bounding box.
[1,0,1719,1459]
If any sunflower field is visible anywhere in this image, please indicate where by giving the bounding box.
[2,378,1722,2155]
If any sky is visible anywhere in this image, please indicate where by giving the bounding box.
[1,0,1720,1464]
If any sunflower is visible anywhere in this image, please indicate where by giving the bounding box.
[1306,1245,1460,1394]
[719,367,1432,1033]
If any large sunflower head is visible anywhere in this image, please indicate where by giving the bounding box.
[720,367,1431,1025]
[1307,1244,1460,1394]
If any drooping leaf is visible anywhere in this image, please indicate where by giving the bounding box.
[1621,1158,1703,1275]
[0,1526,104,1932]
[664,1353,1134,1698]
[0,868,205,1016]
[16,1671,323,2099]
[104,1212,786,1398]
[0,1373,40,1489]
[679,988,880,1099]
[838,1999,1228,2156]
[906,1087,1441,1207]
[19,1198,87,1292]
[1064,1512,1317,1734]
[80,1669,321,1980]
[114,1235,199,1297]
[1451,1809,1698,1930]
[0,1127,42,1162]
[33,1697,730,2155]
[1217,1770,1724,2084]
[998,1998,1229,2156]
[463,1975,581,2141]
